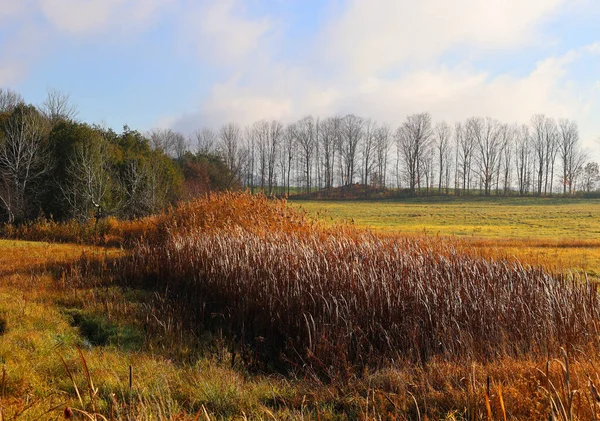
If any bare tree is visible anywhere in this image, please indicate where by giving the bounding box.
[60,135,111,220]
[296,116,317,192]
[0,88,24,113]
[0,106,52,222]
[251,120,282,194]
[251,120,269,191]
[313,117,321,190]
[279,123,296,196]
[148,128,178,155]
[40,88,78,122]
[557,119,582,195]
[219,122,243,187]
[374,125,392,189]
[240,125,255,191]
[266,120,283,195]
[582,162,599,192]
[340,114,364,186]
[395,136,403,189]
[420,144,434,194]
[173,132,188,161]
[472,117,504,196]
[397,113,432,194]
[319,117,340,193]
[546,120,559,194]
[531,114,558,195]
[434,121,452,193]
[499,125,516,194]
[120,158,172,218]
[456,120,476,194]
[570,148,588,194]
[515,125,531,195]
[360,119,377,189]
[195,128,218,155]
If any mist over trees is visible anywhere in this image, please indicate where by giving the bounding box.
[1,86,598,223]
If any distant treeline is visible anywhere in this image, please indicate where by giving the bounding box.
[0,88,236,223]
[192,113,598,198]
[2,86,599,223]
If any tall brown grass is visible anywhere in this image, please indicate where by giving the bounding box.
[6,192,600,419]
[0,192,315,246]
[119,193,600,377]
[0,215,153,246]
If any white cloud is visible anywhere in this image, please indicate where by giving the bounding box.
[0,1,29,22]
[0,64,23,86]
[179,0,273,67]
[321,0,569,77]
[0,0,175,87]
[1,0,598,154]
[0,21,52,86]
[167,0,600,159]
[37,0,173,35]
[171,42,600,162]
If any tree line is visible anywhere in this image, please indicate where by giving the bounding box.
[0,88,235,223]
[161,112,598,197]
[2,86,598,224]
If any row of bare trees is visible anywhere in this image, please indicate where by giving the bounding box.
[154,112,595,196]
[5,82,593,223]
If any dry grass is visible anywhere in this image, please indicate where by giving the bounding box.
[4,193,600,420]
[0,238,302,420]
[124,222,600,376]
[0,216,154,246]
[294,197,600,275]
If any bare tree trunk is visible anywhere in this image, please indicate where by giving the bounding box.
[397,113,432,195]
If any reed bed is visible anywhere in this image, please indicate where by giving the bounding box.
[121,194,600,376]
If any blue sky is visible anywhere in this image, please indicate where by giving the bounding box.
[1,0,600,155]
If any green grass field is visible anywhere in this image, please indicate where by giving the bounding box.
[291,196,600,239]
[291,196,600,275]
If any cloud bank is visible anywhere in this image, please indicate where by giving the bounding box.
[166,0,600,153]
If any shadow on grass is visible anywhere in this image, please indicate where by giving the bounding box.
[63,308,144,350]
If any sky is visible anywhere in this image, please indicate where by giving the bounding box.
[1,0,600,156]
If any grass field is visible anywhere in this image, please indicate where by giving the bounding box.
[3,194,600,420]
[0,239,305,420]
[4,236,553,420]
[291,196,600,238]
[291,196,600,275]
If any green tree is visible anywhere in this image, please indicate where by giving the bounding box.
[115,127,182,218]
[46,121,115,220]
[181,152,239,199]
